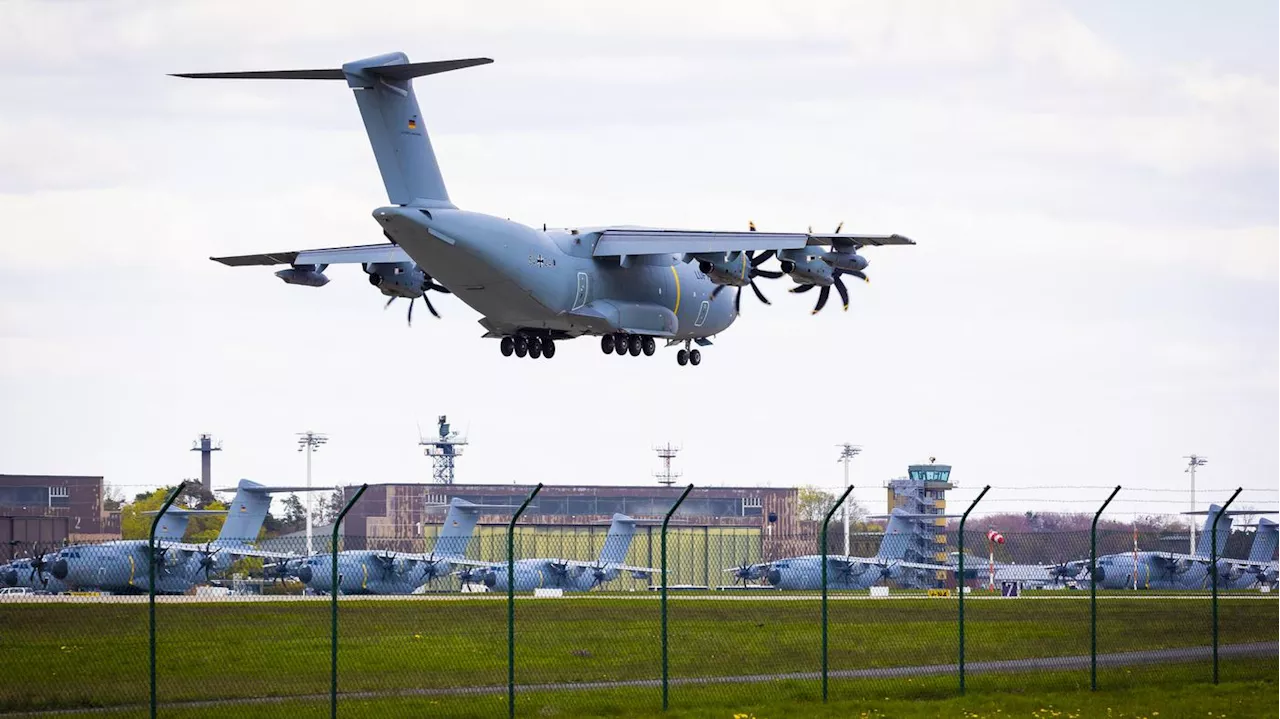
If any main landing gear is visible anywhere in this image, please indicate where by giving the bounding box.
[500,334,556,360]
[600,333,655,358]
[675,340,702,367]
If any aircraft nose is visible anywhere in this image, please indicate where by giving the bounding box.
[51,559,69,580]
[1091,565,1105,583]
[765,569,782,586]
[296,565,313,584]
[482,571,497,588]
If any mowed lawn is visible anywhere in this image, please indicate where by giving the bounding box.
[0,595,1274,713]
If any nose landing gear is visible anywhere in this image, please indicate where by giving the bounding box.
[675,341,702,367]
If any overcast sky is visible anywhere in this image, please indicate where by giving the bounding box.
[0,1,1275,519]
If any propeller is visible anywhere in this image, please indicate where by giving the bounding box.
[1048,562,1082,587]
[27,545,50,588]
[790,223,868,314]
[729,559,760,588]
[710,250,784,314]
[196,543,221,581]
[384,274,450,326]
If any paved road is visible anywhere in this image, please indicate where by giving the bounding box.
[8,641,1275,716]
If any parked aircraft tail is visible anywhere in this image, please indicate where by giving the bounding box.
[431,498,488,558]
[1248,518,1278,563]
[172,53,493,209]
[215,479,332,546]
[1195,504,1233,557]
[141,508,227,542]
[875,508,915,561]
[598,514,639,565]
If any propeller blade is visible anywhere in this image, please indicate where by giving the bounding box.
[384,296,396,310]
[834,275,849,311]
[406,297,414,326]
[749,280,771,305]
[849,270,869,283]
[751,249,775,266]
[812,286,831,314]
[734,287,742,314]
[711,284,725,299]
[422,294,440,319]
[790,284,815,294]
[753,269,783,279]
[834,221,843,233]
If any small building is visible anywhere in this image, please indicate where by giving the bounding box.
[0,474,116,546]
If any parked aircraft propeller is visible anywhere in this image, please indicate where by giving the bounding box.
[27,546,50,588]
[196,543,222,581]
[728,559,761,588]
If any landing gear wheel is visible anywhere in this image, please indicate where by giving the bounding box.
[689,349,702,366]
[628,335,642,356]
[601,336,614,355]
[500,337,514,357]
[514,336,528,358]
[542,338,556,359]
[527,336,543,359]
[613,334,628,355]
[677,349,689,366]
[642,336,656,356]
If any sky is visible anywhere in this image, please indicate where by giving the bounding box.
[0,0,1276,519]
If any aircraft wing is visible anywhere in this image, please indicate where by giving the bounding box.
[825,556,952,573]
[161,542,301,560]
[211,243,410,266]
[560,559,658,575]
[590,229,913,258]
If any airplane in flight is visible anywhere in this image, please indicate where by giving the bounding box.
[453,513,655,591]
[49,480,325,593]
[175,52,915,366]
[295,497,493,595]
[726,509,953,590]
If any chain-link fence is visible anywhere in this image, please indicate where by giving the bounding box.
[1,484,1276,717]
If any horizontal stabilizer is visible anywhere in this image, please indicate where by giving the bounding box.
[142,509,227,516]
[171,58,492,82]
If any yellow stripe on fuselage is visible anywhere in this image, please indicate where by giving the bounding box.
[670,266,681,314]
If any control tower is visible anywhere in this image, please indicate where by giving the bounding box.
[885,460,954,582]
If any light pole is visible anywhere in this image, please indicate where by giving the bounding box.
[1184,455,1207,553]
[298,431,329,556]
[836,444,861,557]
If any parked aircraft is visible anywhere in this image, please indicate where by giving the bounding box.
[49,480,324,593]
[1085,505,1238,590]
[454,514,654,591]
[175,52,914,366]
[296,498,491,595]
[726,509,953,590]
[1226,518,1278,590]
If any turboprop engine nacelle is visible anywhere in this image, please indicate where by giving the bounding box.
[824,252,869,273]
[696,253,751,287]
[365,261,425,299]
[777,249,834,286]
[274,264,329,287]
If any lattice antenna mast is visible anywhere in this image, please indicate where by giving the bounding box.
[654,443,682,487]
[1183,454,1207,554]
[836,443,862,557]
[421,415,468,485]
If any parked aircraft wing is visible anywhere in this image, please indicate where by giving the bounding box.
[161,542,302,560]
[590,229,914,258]
[560,559,658,574]
[211,243,410,267]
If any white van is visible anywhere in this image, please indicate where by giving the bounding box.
[0,586,34,596]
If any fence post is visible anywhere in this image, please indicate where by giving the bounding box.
[149,482,185,719]
[1212,487,1241,685]
[957,485,990,695]
[331,483,367,719]
[661,483,694,711]
[1090,485,1120,691]
[508,483,543,719]
[821,485,856,703]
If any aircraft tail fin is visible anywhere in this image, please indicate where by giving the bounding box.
[875,508,915,561]
[431,498,486,558]
[215,480,332,545]
[141,508,225,542]
[1195,504,1232,557]
[1249,518,1278,563]
[172,53,493,208]
[599,514,638,565]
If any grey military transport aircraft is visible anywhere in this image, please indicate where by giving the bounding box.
[49,480,325,594]
[175,52,914,366]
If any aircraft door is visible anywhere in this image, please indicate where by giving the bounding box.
[573,272,589,310]
[694,300,710,327]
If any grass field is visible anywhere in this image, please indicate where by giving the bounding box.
[1,594,1274,716]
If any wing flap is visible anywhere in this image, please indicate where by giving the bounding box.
[592,230,808,258]
[211,243,410,267]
